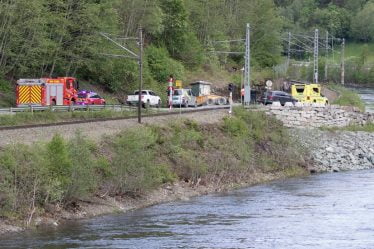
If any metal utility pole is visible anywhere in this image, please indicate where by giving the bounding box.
[287,32,291,70]
[313,29,319,83]
[341,38,345,85]
[100,29,144,124]
[325,31,329,82]
[244,23,251,105]
[138,28,143,123]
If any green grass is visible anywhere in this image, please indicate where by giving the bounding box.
[327,83,366,112]
[0,109,139,126]
[330,42,374,64]
[321,123,374,133]
[343,123,374,132]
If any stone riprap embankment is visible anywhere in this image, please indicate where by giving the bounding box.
[265,104,374,128]
[292,129,374,173]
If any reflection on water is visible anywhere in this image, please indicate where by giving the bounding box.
[2,170,374,248]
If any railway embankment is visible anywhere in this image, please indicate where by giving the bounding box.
[0,108,308,235]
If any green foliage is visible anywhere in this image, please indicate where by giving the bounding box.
[350,2,374,42]
[109,127,172,194]
[45,135,72,198]
[328,84,366,111]
[146,46,185,83]
[66,133,99,200]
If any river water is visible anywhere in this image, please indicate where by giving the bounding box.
[353,87,374,113]
[2,170,374,249]
[1,87,374,249]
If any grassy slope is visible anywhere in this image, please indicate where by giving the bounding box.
[0,109,144,126]
[0,107,308,223]
[330,42,374,64]
[327,83,366,112]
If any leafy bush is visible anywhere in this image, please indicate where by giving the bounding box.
[108,127,174,194]
[146,45,185,83]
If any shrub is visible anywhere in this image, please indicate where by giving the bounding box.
[109,127,172,194]
[146,45,185,83]
[65,133,100,200]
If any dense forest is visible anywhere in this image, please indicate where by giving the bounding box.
[0,0,373,99]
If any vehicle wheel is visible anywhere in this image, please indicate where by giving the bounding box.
[145,100,150,109]
[184,101,188,108]
[157,100,161,108]
[207,98,214,106]
[217,98,226,105]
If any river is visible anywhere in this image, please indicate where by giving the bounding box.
[2,170,374,249]
[354,87,374,113]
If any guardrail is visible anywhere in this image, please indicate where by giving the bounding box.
[0,106,230,131]
[0,104,137,114]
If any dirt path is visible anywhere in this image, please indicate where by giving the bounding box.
[0,109,228,147]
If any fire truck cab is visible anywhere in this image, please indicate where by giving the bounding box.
[16,77,79,107]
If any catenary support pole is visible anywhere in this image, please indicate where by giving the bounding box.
[341,38,345,85]
[287,32,291,70]
[325,31,328,82]
[313,29,319,84]
[138,28,143,124]
[244,23,251,105]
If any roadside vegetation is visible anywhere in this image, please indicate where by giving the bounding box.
[0,107,308,225]
[327,84,366,111]
[0,109,143,127]
[321,123,374,133]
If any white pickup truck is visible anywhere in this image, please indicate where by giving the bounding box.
[126,90,162,108]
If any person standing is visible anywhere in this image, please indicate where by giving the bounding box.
[167,75,174,110]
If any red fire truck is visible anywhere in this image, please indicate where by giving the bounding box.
[16,77,79,106]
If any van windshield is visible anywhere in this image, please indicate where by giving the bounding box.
[296,87,305,94]
[134,91,148,95]
[173,90,183,96]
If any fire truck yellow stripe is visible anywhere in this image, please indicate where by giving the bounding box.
[18,86,42,104]
[30,86,41,103]
[18,86,29,104]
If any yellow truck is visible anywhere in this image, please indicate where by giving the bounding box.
[291,83,329,105]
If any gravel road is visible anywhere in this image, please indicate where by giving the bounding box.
[0,109,228,147]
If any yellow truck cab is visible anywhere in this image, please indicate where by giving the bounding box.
[291,83,329,105]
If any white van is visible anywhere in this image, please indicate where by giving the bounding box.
[172,89,197,107]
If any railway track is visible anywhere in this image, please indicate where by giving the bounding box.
[0,106,230,131]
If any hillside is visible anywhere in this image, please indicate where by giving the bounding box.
[1,0,374,107]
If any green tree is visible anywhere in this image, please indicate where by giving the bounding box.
[351,2,374,42]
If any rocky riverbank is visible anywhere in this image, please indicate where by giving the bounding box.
[292,129,374,173]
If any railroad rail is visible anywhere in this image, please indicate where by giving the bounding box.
[0,106,230,131]
[0,104,132,113]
